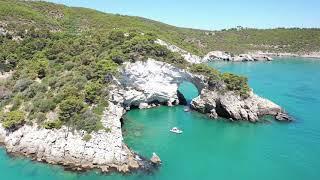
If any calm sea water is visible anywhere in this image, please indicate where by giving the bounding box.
[1,57,320,179]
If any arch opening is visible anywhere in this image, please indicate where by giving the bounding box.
[177,81,200,105]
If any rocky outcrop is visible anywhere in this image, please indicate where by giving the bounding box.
[203,51,232,61]
[120,59,207,107]
[119,59,288,122]
[203,51,273,62]
[150,152,161,164]
[191,89,290,122]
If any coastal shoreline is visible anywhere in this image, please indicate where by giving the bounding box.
[0,142,159,174]
[260,52,320,60]
[0,59,291,174]
[156,39,320,63]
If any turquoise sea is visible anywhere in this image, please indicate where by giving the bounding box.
[1,57,320,179]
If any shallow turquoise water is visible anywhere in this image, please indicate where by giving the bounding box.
[1,57,320,179]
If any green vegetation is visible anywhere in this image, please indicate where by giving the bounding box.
[0,0,319,57]
[84,82,103,104]
[221,73,250,97]
[190,64,250,97]
[82,133,92,142]
[0,10,187,132]
[2,0,313,131]
[1,111,25,129]
[43,120,63,129]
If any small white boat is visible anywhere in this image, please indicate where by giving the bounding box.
[170,127,183,134]
[184,108,190,112]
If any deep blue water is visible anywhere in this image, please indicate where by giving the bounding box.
[1,57,320,179]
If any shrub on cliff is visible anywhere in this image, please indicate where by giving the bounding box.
[221,73,250,97]
[93,59,119,82]
[82,133,92,142]
[190,64,220,78]
[108,49,126,64]
[59,96,85,125]
[16,57,49,79]
[32,98,56,113]
[24,82,48,98]
[2,111,25,129]
[43,120,63,129]
[84,82,103,104]
[73,110,104,133]
[189,64,250,97]
[108,30,125,44]
[190,64,221,87]
[13,78,33,92]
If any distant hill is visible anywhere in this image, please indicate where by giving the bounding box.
[1,0,320,55]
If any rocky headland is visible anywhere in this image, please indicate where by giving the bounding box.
[0,45,291,174]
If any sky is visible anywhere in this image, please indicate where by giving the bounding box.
[46,0,320,30]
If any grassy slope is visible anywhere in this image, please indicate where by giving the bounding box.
[1,0,320,55]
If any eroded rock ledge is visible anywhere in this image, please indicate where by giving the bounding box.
[0,59,290,173]
[191,90,291,122]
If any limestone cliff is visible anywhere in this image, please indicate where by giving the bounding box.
[191,89,290,122]
[119,59,206,108]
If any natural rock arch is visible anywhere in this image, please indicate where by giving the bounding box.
[119,59,207,108]
[118,59,290,122]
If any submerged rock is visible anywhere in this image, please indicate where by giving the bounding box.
[275,112,293,121]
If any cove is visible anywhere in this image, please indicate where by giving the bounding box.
[1,57,320,179]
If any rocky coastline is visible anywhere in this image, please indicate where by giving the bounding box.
[0,55,291,174]
[0,101,158,173]
[259,52,320,59]
[156,39,320,63]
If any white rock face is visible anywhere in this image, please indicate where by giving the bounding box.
[203,51,232,61]
[155,39,203,64]
[0,99,139,172]
[120,59,206,107]
[202,51,273,62]
[2,125,123,164]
